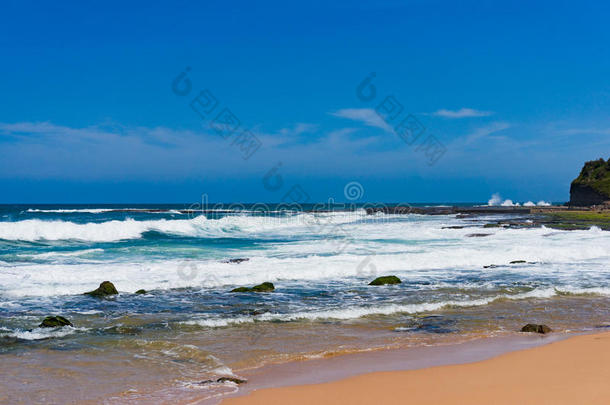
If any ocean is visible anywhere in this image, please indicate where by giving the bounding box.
[1,204,609,403]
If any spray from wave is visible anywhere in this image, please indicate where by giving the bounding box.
[487,193,551,207]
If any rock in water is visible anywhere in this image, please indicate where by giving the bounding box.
[225,258,249,264]
[230,287,252,293]
[570,158,610,206]
[510,260,527,264]
[521,324,552,334]
[85,281,118,297]
[135,289,147,295]
[231,282,275,293]
[216,377,247,384]
[199,377,248,385]
[39,316,73,328]
[251,282,275,292]
[369,276,402,286]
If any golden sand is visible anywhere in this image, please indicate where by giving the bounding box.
[224,331,610,405]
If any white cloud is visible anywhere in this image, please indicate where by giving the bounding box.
[331,108,392,132]
[432,108,493,118]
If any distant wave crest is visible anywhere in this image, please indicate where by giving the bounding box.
[0,212,363,242]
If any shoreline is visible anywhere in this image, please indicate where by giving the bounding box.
[212,331,577,404]
[219,330,610,404]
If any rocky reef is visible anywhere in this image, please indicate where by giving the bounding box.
[570,158,610,207]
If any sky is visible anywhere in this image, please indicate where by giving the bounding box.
[1,0,609,203]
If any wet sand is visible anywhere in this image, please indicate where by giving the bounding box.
[222,331,610,405]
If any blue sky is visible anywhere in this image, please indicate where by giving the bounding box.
[1,0,609,203]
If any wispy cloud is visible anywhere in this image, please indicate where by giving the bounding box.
[277,123,318,137]
[0,120,395,180]
[431,108,493,118]
[331,108,392,132]
[461,122,510,145]
[559,127,610,136]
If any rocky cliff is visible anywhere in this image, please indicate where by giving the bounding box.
[569,158,610,206]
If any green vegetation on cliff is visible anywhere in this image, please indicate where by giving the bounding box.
[543,210,610,230]
[571,158,610,197]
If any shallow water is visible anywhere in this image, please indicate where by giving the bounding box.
[1,205,609,403]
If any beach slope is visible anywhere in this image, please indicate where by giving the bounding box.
[224,331,610,405]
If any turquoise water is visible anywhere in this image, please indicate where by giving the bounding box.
[1,204,609,403]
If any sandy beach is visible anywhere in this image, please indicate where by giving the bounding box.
[223,331,610,405]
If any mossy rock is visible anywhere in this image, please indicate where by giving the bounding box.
[39,316,73,328]
[483,223,501,228]
[521,324,552,334]
[135,289,147,295]
[510,260,527,264]
[369,276,402,286]
[231,287,252,293]
[570,158,610,206]
[85,281,118,297]
[231,282,275,293]
[251,282,275,292]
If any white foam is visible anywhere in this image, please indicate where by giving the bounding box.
[27,208,118,214]
[180,287,573,327]
[23,249,104,259]
[0,211,369,242]
[25,208,185,214]
[1,213,609,299]
[1,326,85,340]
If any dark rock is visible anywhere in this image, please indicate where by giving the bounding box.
[39,316,73,328]
[225,258,250,264]
[251,282,275,292]
[396,316,456,334]
[569,158,610,206]
[456,214,475,219]
[369,276,402,286]
[510,260,527,264]
[520,324,552,334]
[442,226,464,229]
[216,377,247,384]
[483,223,501,228]
[466,233,492,237]
[135,289,147,295]
[199,377,247,385]
[231,282,275,293]
[103,325,142,335]
[231,287,252,293]
[85,281,118,297]
[483,264,500,268]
